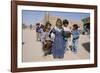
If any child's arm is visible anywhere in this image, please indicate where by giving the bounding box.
[49,28,55,37]
[49,28,55,41]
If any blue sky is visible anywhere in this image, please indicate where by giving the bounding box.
[22,10,90,25]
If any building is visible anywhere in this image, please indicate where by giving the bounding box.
[43,12,83,30]
[82,17,90,34]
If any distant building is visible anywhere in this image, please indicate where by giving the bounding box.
[43,12,83,30]
[82,17,90,24]
[82,17,90,34]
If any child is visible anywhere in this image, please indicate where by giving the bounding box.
[51,18,65,59]
[36,23,41,41]
[62,19,71,51]
[40,22,52,56]
[71,24,80,53]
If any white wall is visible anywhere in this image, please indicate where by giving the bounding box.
[0,0,99,73]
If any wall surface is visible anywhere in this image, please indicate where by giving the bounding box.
[0,0,100,73]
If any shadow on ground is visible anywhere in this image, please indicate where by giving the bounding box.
[82,42,90,53]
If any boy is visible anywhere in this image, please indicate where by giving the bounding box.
[62,19,71,51]
[71,24,80,53]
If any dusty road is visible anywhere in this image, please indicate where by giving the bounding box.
[22,28,90,62]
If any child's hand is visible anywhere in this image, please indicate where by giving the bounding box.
[51,33,55,40]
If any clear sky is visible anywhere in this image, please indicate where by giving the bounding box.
[22,10,90,25]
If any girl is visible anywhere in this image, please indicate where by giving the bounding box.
[51,18,65,59]
[71,24,80,53]
[62,19,71,51]
[40,22,52,56]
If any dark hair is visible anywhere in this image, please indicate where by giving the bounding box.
[43,22,51,32]
[84,23,90,29]
[45,21,51,27]
[73,24,79,29]
[63,19,69,25]
[40,24,44,28]
[36,23,40,26]
[56,18,62,26]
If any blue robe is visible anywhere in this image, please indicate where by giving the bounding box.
[51,27,65,58]
[72,29,80,52]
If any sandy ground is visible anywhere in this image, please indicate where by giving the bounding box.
[22,28,90,62]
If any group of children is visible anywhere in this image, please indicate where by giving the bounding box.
[36,18,80,59]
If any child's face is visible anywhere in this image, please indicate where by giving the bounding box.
[72,27,75,30]
[64,24,68,27]
[73,26,78,30]
[47,25,51,30]
[57,20,62,28]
